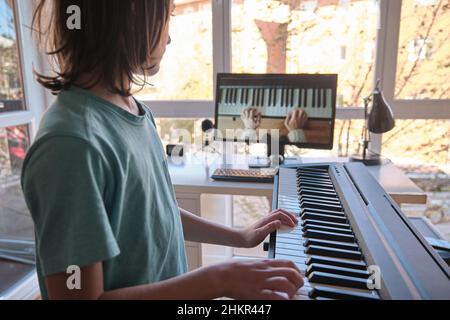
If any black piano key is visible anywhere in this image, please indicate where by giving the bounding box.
[303,229,354,243]
[268,89,272,107]
[252,89,256,106]
[300,197,342,206]
[318,89,322,107]
[285,89,289,107]
[306,255,366,270]
[308,271,369,289]
[297,179,333,186]
[305,245,362,260]
[304,238,359,251]
[303,224,353,235]
[297,171,330,178]
[297,175,332,182]
[301,201,343,212]
[309,286,379,300]
[297,177,333,185]
[306,264,369,279]
[302,219,350,229]
[272,88,276,106]
[301,210,346,220]
[300,204,344,215]
[299,188,338,198]
[301,207,345,217]
[298,182,335,190]
[301,212,347,224]
[301,195,341,204]
[322,89,326,108]
[300,167,328,173]
[297,89,302,107]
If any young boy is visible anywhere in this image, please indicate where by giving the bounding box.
[22,0,303,300]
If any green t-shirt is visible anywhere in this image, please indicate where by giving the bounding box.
[21,86,188,299]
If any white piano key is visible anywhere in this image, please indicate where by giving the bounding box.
[263,88,270,116]
[276,88,283,111]
[248,88,255,107]
[293,89,300,109]
[320,89,325,118]
[326,89,333,118]
[220,88,226,104]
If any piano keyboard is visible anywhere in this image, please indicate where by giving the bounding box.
[275,166,379,300]
[270,163,450,300]
[218,86,333,119]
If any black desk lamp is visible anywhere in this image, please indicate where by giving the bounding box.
[351,80,395,166]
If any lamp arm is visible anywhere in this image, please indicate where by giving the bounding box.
[361,96,373,160]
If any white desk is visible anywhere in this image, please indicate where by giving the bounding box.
[168,153,427,270]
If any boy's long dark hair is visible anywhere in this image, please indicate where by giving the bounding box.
[32,0,172,96]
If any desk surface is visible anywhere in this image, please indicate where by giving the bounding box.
[168,153,427,205]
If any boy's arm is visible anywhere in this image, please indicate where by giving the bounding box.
[180,208,297,248]
[46,259,304,300]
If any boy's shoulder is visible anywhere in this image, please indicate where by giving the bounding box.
[36,88,111,143]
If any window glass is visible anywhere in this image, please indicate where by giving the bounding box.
[395,0,450,100]
[0,0,25,113]
[134,0,213,101]
[0,125,34,240]
[231,0,379,107]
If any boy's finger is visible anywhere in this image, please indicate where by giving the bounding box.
[276,209,298,224]
[271,209,298,225]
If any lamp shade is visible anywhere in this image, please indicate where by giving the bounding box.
[368,89,395,134]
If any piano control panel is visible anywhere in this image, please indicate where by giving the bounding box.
[270,163,450,300]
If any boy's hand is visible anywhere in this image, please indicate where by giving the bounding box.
[239,209,298,248]
[215,259,304,300]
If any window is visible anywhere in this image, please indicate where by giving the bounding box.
[0,1,35,241]
[133,0,213,101]
[231,0,379,108]
[395,0,450,100]
[0,0,24,113]
[382,120,450,239]
[0,124,33,239]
